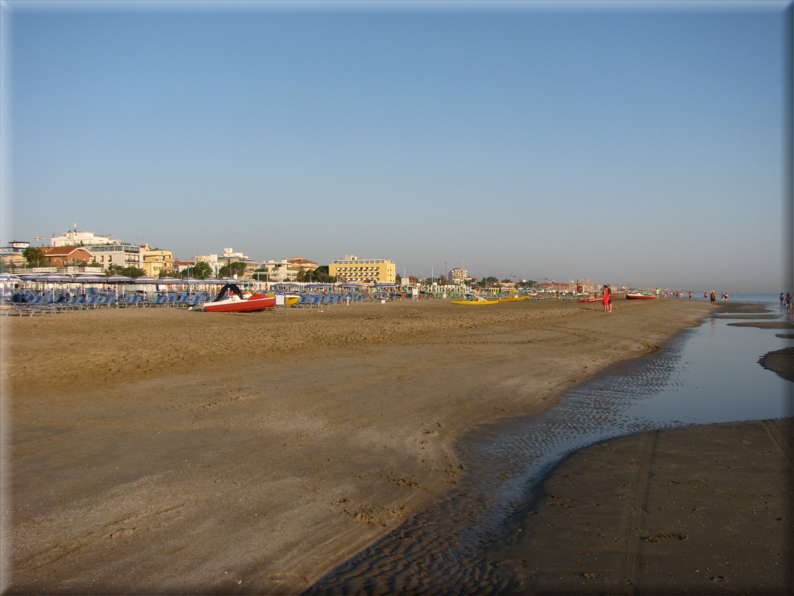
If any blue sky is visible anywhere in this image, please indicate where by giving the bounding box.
[4,1,789,290]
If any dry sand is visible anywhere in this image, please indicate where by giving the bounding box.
[2,298,712,593]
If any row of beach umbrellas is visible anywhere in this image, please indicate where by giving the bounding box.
[1,273,240,285]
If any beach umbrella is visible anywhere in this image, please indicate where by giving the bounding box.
[105,274,132,299]
[0,273,20,281]
[130,276,157,284]
[34,273,73,283]
[74,275,105,284]
[156,277,182,285]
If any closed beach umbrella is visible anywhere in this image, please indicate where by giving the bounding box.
[157,277,182,285]
[131,276,157,284]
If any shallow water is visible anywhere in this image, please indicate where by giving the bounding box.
[306,302,793,595]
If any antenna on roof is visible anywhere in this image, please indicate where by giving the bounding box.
[73,223,77,231]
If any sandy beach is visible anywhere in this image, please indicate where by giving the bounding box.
[494,418,792,594]
[1,298,728,593]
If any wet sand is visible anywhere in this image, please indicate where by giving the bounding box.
[759,347,794,383]
[1,298,711,594]
[494,418,793,594]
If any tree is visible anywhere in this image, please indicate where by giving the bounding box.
[219,261,247,279]
[106,264,144,277]
[184,261,212,280]
[312,265,337,283]
[23,246,47,267]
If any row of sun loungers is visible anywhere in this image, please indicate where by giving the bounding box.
[0,292,214,315]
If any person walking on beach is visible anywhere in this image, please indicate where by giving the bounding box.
[786,292,792,313]
[688,292,692,300]
[781,293,785,306]
[602,284,611,313]
[704,292,708,301]
[710,291,716,306]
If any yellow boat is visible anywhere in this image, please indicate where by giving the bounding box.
[498,296,528,302]
[262,292,301,306]
[451,299,500,305]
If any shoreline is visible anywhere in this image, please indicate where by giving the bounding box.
[3,298,717,593]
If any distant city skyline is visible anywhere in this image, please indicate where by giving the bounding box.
[3,2,790,291]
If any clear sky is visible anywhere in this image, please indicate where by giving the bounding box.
[3,1,789,290]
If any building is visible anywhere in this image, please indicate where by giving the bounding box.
[0,241,30,268]
[538,281,570,293]
[401,276,422,286]
[218,248,259,276]
[85,244,143,270]
[48,226,120,247]
[287,256,318,276]
[258,259,296,282]
[329,255,396,284]
[172,260,196,275]
[142,248,174,278]
[448,268,468,284]
[194,254,221,277]
[39,246,98,267]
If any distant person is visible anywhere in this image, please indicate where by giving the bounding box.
[781,293,785,306]
[704,292,708,301]
[603,284,610,313]
[787,292,792,312]
[710,291,716,306]
[688,292,692,300]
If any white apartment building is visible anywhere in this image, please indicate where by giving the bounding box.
[48,226,120,247]
[448,268,468,284]
[87,244,143,269]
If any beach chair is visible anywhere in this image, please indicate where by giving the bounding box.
[95,295,115,308]
[118,295,136,308]
[84,295,101,309]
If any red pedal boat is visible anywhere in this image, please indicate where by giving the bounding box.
[202,284,276,313]
[626,292,655,300]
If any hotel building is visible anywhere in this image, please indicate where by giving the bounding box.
[329,255,396,284]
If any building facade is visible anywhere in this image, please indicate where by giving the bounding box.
[329,255,396,284]
[40,246,97,267]
[142,249,174,277]
[86,244,143,269]
[48,227,120,247]
[0,241,30,268]
[448,268,468,284]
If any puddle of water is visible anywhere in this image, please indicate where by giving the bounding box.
[306,303,793,595]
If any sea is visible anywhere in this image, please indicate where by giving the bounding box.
[307,293,792,595]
